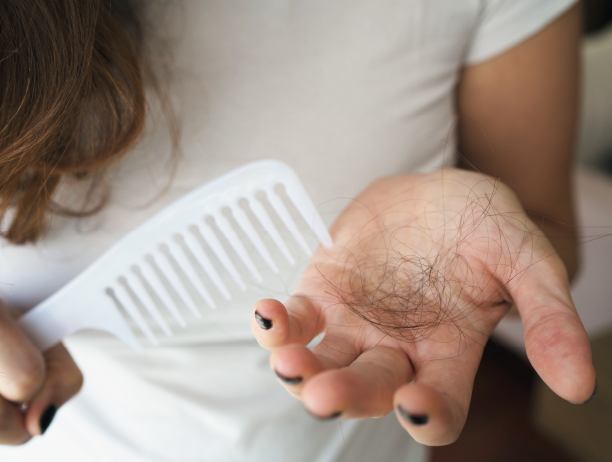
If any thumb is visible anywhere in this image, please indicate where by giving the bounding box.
[24,343,83,436]
[511,254,596,403]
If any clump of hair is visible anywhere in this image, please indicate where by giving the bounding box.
[322,177,536,344]
[0,0,150,243]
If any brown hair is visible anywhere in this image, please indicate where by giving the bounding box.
[0,0,155,244]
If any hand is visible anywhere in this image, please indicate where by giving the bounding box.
[251,169,595,446]
[0,303,82,445]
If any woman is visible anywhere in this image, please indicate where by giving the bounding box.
[0,1,595,461]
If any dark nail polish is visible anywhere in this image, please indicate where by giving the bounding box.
[254,310,272,330]
[275,370,303,385]
[396,406,428,425]
[570,378,598,404]
[307,409,342,420]
[39,404,57,435]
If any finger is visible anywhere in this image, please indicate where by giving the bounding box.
[0,398,30,445]
[24,343,83,436]
[392,337,484,446]
[0,305,45,444]
[269,344,329,399]
[0,307,45,403]
[511,254,596,403]
[394,382,465,446]
[269,331,361,396]
[269,321,367,397]
[251,297,323,350]
[302,346,413,419]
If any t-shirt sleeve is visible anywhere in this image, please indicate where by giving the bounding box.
[465,0,578,65]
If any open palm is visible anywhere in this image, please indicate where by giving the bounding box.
[251,169,595,445]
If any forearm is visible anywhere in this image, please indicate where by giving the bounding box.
[457,3,581,281]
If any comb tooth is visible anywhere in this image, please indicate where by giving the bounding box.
[147,252,202,318]
[266,187,312,256]
[115,278,159,345]
[214,213,263,283]
[102,288,144,351]
[128,268,172,337]
[283,182,333,248]
[232,205,279,273]
[163,241,217,310]
[194,223,247,291]
[248,196,295,265]
[139,260,187,328]
[182,231,232,300]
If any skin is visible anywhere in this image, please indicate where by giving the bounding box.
[252,4,594,447]
[0,306,82,444]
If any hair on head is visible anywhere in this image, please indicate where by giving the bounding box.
[0,0,157,243]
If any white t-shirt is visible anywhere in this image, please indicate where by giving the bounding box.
[0,1,576,461]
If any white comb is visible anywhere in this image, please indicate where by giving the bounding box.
[17,160,332,352]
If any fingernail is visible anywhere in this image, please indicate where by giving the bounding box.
[396,406,428,425]
[254,310,272,330]
[275,370,303,385]
[39,404,57,435]
[307,409,342,420]
[570,378,598,404]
